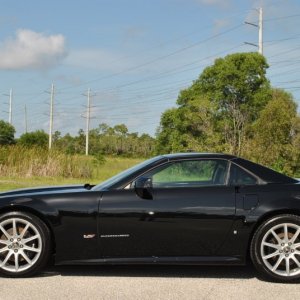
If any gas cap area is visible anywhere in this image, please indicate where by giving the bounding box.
[243,194,259,210]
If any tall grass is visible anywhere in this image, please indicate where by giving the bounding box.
[0,146,143,191]
[0,146,101,178]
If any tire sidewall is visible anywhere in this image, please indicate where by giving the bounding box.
[0,211,51,277]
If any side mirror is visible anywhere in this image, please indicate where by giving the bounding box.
[135,177,153,200]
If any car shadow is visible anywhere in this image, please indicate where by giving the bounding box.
[40,264,257,280]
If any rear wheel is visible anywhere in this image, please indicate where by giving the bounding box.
[0,211,51,277]
[251,214,300,282]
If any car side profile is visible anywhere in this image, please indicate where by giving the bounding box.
[0,153,300,282]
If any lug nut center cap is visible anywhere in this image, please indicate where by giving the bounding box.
[11,242,20,250]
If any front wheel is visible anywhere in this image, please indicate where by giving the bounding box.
[0,211,51,277]
[251,214,300,282]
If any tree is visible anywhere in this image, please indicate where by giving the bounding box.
[156,52,271,155]
[0,120,15,145]
[245,89,300,176]
[18,130,48,148]
[52,123,155,157]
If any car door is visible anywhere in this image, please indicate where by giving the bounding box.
[98,158,236,258]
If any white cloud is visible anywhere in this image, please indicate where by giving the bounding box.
[0,29,67,70]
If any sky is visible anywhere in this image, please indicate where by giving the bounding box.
[0,0,300,137]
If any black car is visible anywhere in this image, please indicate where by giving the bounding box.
[0,153,300,281]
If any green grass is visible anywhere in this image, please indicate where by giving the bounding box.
[0,156,142,192]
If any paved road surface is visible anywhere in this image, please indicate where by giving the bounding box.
[0,264,299,300]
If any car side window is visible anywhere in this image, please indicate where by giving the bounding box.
[229,163,258,185]
[146,159,228,188]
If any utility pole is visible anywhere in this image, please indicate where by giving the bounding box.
[49,84,54,150]
[85,88,91,156]
[258,7,263,55]
[244,7,263,55]
[24,104,28,133]
[3,88,13,125]
[9,88,12,124]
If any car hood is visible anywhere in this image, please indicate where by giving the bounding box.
[0,184,88,198]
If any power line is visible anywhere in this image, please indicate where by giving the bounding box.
[268,45,300,58]
[264,13,300,22]
[264,34,300,45]
[95,44,244,95]
[58,23,244,92]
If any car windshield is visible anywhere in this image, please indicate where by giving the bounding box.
[92,156,163,190]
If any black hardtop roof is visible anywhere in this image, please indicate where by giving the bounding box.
[161,152,237,160]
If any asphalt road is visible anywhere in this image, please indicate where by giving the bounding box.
[0,264,300,300]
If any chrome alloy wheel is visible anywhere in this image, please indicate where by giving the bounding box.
[261,223,300,277]
[0,218,42,273]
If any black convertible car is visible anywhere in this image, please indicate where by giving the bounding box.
[0,153,300,281]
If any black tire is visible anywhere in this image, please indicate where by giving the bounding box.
[251,214,300,282]
[0,211,51,277]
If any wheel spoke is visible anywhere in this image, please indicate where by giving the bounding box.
[0,251,13,267]
[14,253,19,271]
[20,251,32,266]
[284,224,289,242]
[263,250,280,260]
[0,246,8,253]
[290,228,300,244]
[285,257,290,276]
[272,255,284,271]
[0,239,8,245]
[271,230,282,244]
[263,242,280,249]
[291,255,300,268]
[293,243,300,249]
[23,245,41,253]
[12,219,17,236]
[19,223,30,239]
[0,225,11,240]
[23,235,39,244]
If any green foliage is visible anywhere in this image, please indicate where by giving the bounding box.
[54,123,155,157]
[153,160,218,182]
[18,130,48,148]
[195,52,270,117]
[244,89,300,176]
[156,52,300,176]
[0,120,15,145]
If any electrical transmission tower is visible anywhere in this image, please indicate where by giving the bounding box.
[24,104,28,133]
[46,83,55,150]
[3,89,13,124]
[245,7,263,55]
[82,88,96,156]
[86,88,91,156]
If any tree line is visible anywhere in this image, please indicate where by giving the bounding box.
[0,52,299,176]
[0,121,155,158]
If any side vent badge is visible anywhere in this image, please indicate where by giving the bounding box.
[83,234,96,239]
